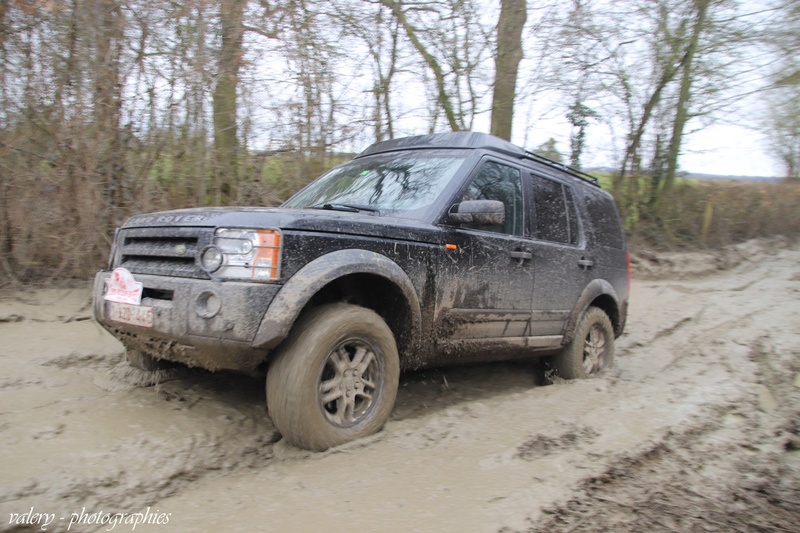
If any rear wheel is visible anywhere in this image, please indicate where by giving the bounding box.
[266,303,400,451]
[552,306,615,379]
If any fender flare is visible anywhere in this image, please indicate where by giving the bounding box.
[562,279,620,344]
[252,249,422,352]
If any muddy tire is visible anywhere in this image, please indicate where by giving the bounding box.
[125,349,172,372]
[552,306,615,379]
[266,303,400,451]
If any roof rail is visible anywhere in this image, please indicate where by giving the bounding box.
[357,131,602,188]
[524,151,600,187]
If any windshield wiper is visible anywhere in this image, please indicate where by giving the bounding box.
[311,203,381,214]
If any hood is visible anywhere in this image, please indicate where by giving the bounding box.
[122,207,443,244]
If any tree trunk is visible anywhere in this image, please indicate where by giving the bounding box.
[92,0,125,227]
[213,0,246,204]
[614,48,690,198]
[490,0,526,141]
[661,0,710,203]
[0,1,11,270]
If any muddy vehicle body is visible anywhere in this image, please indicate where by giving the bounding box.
[93,132,630,450]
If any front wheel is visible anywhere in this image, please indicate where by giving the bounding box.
[551,306,615,379]
[266,303,400,451]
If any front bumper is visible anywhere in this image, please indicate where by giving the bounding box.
[93,271,281,371]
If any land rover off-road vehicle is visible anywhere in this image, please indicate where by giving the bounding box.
[93,131,630,451]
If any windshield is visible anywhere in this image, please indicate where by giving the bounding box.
[283,151,467,216]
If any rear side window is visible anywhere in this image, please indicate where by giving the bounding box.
[532,175,579,245]
[584,191,625,249]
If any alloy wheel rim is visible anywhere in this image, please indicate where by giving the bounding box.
[318,338,382,427]
[582,324,608,375]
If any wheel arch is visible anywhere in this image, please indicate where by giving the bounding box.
[253,249,422,365]
[562,279,622,344]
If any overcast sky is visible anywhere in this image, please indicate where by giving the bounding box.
[679,125,781,177]
[524,120,782,178]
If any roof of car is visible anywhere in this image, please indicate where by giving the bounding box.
[356,132,524,159]
[357,132,601,188]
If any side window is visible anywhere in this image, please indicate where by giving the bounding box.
[460,161,524,236]
[585,191,624,249]
[533,175,580,245]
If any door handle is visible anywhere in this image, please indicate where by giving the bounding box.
[510,250,533,263]
[577,258,594,269]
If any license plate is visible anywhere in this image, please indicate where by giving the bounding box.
[108,301,154,328]
[104,267,144,305]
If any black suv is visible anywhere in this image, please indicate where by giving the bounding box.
[93,132,630,450]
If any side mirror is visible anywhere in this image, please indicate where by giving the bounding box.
[449,200,505,226]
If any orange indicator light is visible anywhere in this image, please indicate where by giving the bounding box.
[253,230,282,280]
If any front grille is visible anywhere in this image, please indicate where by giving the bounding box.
[116,227,212,279]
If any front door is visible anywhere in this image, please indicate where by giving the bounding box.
[435,159,535,360]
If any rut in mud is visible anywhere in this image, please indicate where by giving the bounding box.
[0,238,798,532]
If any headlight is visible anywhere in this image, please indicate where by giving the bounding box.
[202,228,282,281]
[200,246,223,273]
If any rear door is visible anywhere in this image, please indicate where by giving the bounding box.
[528,173,592,336]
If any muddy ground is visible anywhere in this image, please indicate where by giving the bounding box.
[1,239,798,533]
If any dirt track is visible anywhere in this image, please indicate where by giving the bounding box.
[1,239,798,532]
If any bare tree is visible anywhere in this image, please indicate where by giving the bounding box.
[611,0,704,199]
[763,88,800,179]
[212,0,246,204]
[380,0,462,131]
[660,0,710,202]
[323,1,403,143]
[0,0,793,282]
[490,0,526,141]
[761,0,799,179]
[378,0,490,133]
[92,0,126,226]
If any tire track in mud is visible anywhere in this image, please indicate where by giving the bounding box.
[514,425,599,462]
[649,313,698,342]
[0,340,282,533]
[521,261,800,533]
[2,431,279,524]
[524,401,800,533]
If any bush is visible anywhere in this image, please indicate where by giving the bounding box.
[624,179,800,250]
